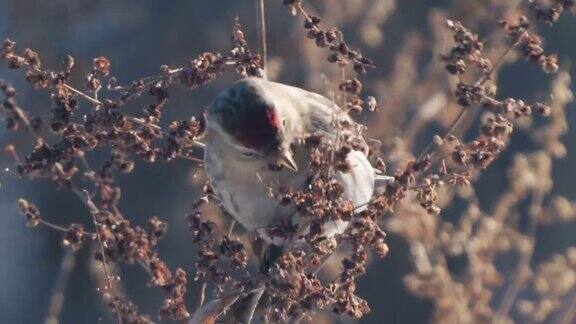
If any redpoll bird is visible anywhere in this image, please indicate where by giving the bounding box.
[204,78,390,260]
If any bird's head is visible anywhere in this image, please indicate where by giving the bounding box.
[207,78,298,171]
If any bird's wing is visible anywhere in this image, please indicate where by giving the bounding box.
[317,150,374,237]
[337,150,375,208]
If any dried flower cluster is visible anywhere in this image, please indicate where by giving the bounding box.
[283,0,376,114]
[370,2,576,323]
[501,16,559,73]
[529,0,575,24]
[105,294,152,324]
[517,247,576,322]
[16,198,41,227]
[2,19,262,322]
[187,186,248,288]
[2,1,576,323]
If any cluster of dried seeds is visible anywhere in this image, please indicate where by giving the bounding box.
[1,19,264,322]
[529,0,575,24]
[283,0,376,113]
[2,1,576,323]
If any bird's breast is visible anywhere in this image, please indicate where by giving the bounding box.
[204,141,309,231]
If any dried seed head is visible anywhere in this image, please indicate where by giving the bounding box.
[93,56,111,76]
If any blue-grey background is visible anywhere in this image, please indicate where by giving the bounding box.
[0,1,575,323]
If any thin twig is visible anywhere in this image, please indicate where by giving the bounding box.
[417,108,468,161]
[177,154,205,164]
[63,84,159,130]
[551,284,576,324]
[256,0,268,80]
[295,3,318,32]
[417,40,519,162]
[13,106,42,140]
[62,83,102,105]
[73,187,125,324]
[474,44,516,88]
[87,245,124,324]
[45,248,76,324]
[70,186,113,291]
[227,220,236,237]
[198,282,207,308]
[62,83,207,151]
[6,80,121,319]
[494,190,544,322]
[38,219,69,233]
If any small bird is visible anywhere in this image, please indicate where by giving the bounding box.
[204,78,389,259]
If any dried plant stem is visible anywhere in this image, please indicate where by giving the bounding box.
[256,0,267,79]
[494,190,543,321]
[10,57,186,147]
[4,77,121,319]
[340,67,347,110]
[417,108,468,161]
[176,154,204,164]
[71,187,124,324]
[38,219,69,233]
[88,245,126,324]
[62,84,207,150]
[552,285,576,324]
[474,44,516,88]
[62,84,159,130]
[12,106,41,139]
[239,287,265,323]
[198,282,207,308]
[36,216,97,238]
[45,248,75,324]
[3,2,573,321]
[63,85,157,135]
[418,40,518,162]
[295,3,316,31]
[227,219,236,237]
[494,251,533,322]
[62,83,101,105]
[68,186,113,292]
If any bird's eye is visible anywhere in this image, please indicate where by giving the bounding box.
[282,118,287,126]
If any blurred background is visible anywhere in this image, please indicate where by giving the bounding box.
[0,0,575,323]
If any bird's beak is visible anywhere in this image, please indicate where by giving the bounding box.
[277,149,298,171]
